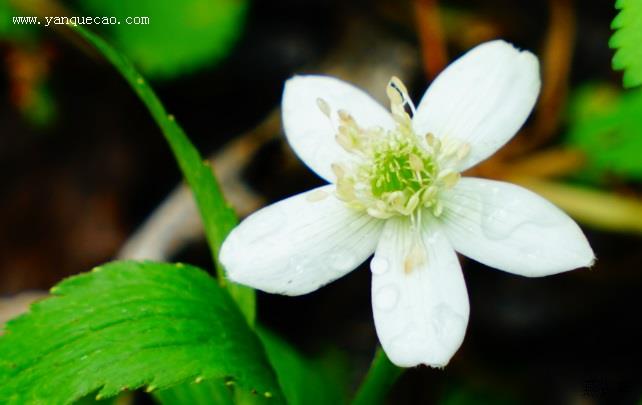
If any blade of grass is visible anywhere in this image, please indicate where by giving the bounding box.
[71,24,255,324]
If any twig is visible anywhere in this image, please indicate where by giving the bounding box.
[118,20,419,261]
[527,0,576,150]
[510,177,642,233]
[414,0,448,79]
[117,112,278,260]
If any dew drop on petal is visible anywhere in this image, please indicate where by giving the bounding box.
[374,285,399,310]
[329,249,357,272]
[288,254,306,277]
[430,304,466,350]
[481,206,514,240]
[370,256,389,275]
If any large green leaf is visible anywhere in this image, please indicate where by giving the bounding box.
[565,83,642,182]
[258,329,350,405]
[610,0,642,88]
[71,25,255,323]
[0,261,282,404]
[76,0,248,80]
[154,380,235,405]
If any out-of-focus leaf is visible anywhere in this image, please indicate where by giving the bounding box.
[76,0,248,80]
[258,329,350,405]
[438,383,518,405]
[17,79,57,128]
[565,83,642,181]
[610,0,642,88]
[511,177,642,234]
[0,261,282,404]
[0,1,37,40]
[72,25,255,323]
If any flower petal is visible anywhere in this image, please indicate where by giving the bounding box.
[440,178,595,277]
[371,217,469,367]
[220,185,383,296]
[412,40,541,170]
[282,75,395,182]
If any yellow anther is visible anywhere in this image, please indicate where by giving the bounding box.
[438,170,461,188]
[316,97,331,117]
[409,153,424,172]
[306,189,329,202]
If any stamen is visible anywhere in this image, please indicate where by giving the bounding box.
[388,76,417,115]
[438,170,461,188]
[404,241,425,274]
[331,163,346,179]
[329,77,465,220]
[456,143,471,161]
[306,189,329,202]
[316,97,331,117]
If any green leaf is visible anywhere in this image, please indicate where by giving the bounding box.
[75,0,248,80]
[74,393,121,405]
[610,0,642,88]
[258,329,351,405]
[154,380,235,405]
[565,83,642,182]
[0,261,282,404]
[71,25,255,323]
[154,378,278,405]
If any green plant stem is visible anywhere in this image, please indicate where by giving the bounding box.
[70,24,255,324]
[351,347,404,405]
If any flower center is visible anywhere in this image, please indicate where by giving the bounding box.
[319,77,470,221]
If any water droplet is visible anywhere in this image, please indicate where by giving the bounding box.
[288,255,306,277]
[479,189,525,240]
[329,250,357,272]
[481,206,514,240]
[370,256,389,275]
[306,189,329,202]
[374,285,399,310]
[431,304,466,349]
[479,190,561,241]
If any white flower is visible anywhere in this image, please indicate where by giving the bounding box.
[220,40,594,368]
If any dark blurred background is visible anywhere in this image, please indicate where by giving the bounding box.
[1,0,641,404]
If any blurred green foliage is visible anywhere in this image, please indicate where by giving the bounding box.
[21,81,57,127]
[565,84,642,182]
[76,0,249,80]
[0,0,35,40]
[610,0,642,88]
[258,329,351,405]
[438,383,518,405]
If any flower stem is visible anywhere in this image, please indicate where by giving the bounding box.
[351,347,404,405]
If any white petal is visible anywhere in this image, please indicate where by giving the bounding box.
[440,178,595,277]
[282,75,395,182]
[220,185,383,296]
[412,40,540,170]
[371,218,469,368]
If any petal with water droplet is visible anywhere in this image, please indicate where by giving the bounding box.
[412,40,540,170]
[282,75,395,182]
[440,177,595,277]
[371,217,469,368]
[220,185,384,295]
